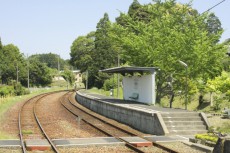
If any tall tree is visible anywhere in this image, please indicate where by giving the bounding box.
[70,32,95,73]
[70,32,96,88]
[0,37,2,50]
[92,13,116,88]
[0,44,27,84]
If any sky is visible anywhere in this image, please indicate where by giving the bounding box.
[0,0,229,60]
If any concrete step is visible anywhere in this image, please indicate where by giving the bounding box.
[164,121,205,126]
[161,112,200,118]
[120,137,152,147]
[163,117,201,121]
[167,125,207,131]
[168,130,207,135]
[25,139,51,151]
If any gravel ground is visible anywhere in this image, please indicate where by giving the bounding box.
[59,146,135,153]
[0,148,21,153]
[161,142,206,153]
[36,92,106,139]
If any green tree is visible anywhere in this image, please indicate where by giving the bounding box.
[70,32,95,73]
[61,68,75,87]
[70,32,96,88]
[93,13,117,88]
[0,37,2,50]
[29,59,52,87]
[205,71,230,108]
[205,13,223,42]
[110,0,225,102]
[0,44,27,84]
[29,53,68,70]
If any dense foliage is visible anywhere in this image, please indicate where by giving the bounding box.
[0,38,67,93]
[29,53,68,70]
[70,14,117,88]
[110,0,225,102]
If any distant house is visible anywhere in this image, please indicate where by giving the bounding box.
[72,70,82,83]
[53,70,82,83]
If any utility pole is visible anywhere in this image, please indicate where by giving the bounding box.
[27,54,30,89]
[117,54,120,98]
[16,63,19,84]
[58,55,60,81]
[86,70,88,90]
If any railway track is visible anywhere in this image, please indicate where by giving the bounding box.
[61,91,179,153]
[18,91,61,153]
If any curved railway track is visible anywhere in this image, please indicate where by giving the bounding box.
[17,90,178,153]
[61,91,179,153]
[18,91,61,153]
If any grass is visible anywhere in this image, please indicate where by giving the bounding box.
[0,87,66,119]
[217,121,230,133]
[88,87,123,99]
[22,130,33,134]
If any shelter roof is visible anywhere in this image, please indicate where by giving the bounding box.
[100,66,158,76]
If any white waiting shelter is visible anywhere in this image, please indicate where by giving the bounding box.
[100,66,158,105]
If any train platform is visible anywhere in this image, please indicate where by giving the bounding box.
[76,90,209,136]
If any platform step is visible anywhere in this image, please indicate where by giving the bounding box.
[120,137,152,147]
[168,130,207,135]
[161,112,200,118]
[163,117,201,121]
[167,125,207,130]
[164,121,205,126]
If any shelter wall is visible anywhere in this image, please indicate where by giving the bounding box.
[123,74,155,104]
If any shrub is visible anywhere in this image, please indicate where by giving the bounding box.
[0,85,14,96]
[13,83,28,96]
[103,77,117,91]
[195,133,218,143]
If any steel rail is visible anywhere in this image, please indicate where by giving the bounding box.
[60,91,145,153]
[18,90,65,153]
[18,93,48,153]
[69,91,179,153]
[34,98,60,153]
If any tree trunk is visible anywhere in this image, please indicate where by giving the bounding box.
[210,92,213,106]
[169,93,174,108]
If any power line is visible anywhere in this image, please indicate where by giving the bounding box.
[201,0,226,14]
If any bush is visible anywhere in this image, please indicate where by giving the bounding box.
[103,77,117,91]
[195,133,218,143]
[0,85,14,96]
[13,83,29,96]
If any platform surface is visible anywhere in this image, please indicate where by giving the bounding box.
[79,90,189,113]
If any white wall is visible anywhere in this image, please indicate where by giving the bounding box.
[123,73,156,104]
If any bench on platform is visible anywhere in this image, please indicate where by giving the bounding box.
[129,93,139,100]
